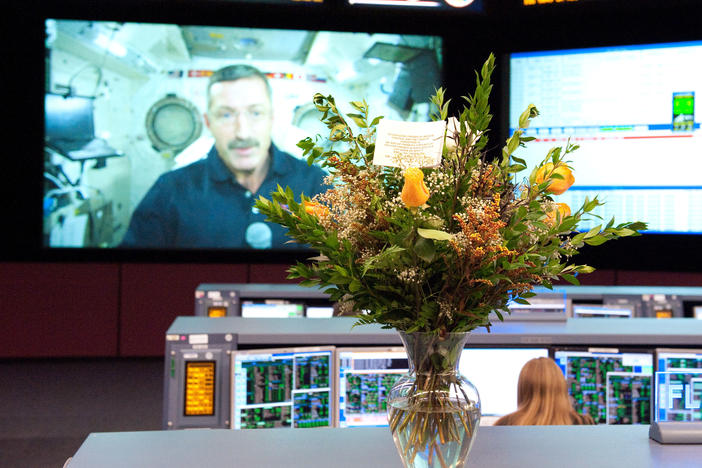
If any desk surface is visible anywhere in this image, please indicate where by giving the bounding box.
[68,425,701,468]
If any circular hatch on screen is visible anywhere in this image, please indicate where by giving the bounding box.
[145,94,202,153]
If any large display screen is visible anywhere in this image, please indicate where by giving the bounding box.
[43,19,443,250]
[508,40,702,235]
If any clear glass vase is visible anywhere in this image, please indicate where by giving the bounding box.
[387,332,481,468]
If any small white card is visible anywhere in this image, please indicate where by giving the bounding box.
[373,119,446,168]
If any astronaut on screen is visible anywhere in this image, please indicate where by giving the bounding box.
[121,64,327,250]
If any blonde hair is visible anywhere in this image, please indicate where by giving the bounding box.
[494,357,595,426]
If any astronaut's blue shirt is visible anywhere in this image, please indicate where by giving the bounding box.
[121,145,327,249]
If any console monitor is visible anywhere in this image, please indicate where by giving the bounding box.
[240,301,305,318]
[231,347,336,429]
[458,347,550,422]
[554,349,653,424]
[605,372,652,424]
[656,348,702,372]
[336,347,408,428]
[572,304,634,319]
[654,370,702,422]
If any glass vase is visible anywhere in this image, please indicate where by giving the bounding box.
[387,332,481,468]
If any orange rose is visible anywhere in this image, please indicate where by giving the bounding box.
[534,163,574,195]
[303,200,329,218]
[546,202,571,225]
[401,167,430,208]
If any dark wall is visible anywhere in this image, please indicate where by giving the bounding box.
[2,262,701,359]
[0,262,300,358]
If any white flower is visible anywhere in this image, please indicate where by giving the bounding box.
[446,116,482,153]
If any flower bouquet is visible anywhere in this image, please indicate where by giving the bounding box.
[255,54,645,467]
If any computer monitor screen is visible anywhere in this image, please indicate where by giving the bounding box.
[458,347,549,421]
[508,40,702,234]
[44,18,443,250]
[656,348,702,372]
[654,370,702,422]
[336,347,408,427]
[240,301,304,318]
[45,93,94,142]
[554,349,653,424]
[306,306,335,318]
[605,372,651,424]
[572,304,633,319]
[231,347,335,429]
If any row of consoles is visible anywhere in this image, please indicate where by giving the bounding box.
[162,284,702,431]
[164,341,702,431]
[194,284,702,320]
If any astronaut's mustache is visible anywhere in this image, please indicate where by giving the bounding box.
[228,139,259,150]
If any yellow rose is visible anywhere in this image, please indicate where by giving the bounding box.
[303,200,329,218]
[534,163,575,195]
[546,202,571,225]
[401,167,430,208]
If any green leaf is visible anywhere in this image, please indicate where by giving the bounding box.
[298,279,320,287]
[512,155,527,166]
[350,101,366,112]
[417,227,453,241]
[370,116,384,127]
[414,237,436,263]
[583,198,602,212]
[584,225,602,239]
[507,133,521,154]
[347,113,368,128]
[615,228,636,236]
[561,274,580,286]
[571,232,586,244]
[584,236,608,246]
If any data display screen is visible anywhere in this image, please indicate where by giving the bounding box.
[508,40,702,234]
[572,305,633,318]
[655,371,702,422]
[207,306,227,317]
[656,349,702,372]
[605,372,651,424]
[337,348,408,427]
[184,361,216,416]
[241,302,304,318]
[554,349,653,424]
[231,347,335,429]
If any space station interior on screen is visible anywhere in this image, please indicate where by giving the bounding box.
[43,19,442,249]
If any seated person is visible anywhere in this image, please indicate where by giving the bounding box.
[494,357,595,426]
[121,64,327,249]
